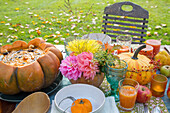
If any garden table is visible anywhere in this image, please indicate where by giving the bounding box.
[0,45,169,113]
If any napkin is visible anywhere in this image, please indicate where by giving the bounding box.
[50,96,119,113]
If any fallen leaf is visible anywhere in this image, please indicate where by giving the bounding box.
[56,31,60,34]
[148,27,152,30]
[164,33,168,36]
[4,16,8,18]
[8,19,11,21]
[146,31,151,36]
[154,32,158,36]
[155,25,162,29]
[50,12,54,14]
[28,12,33,15]
[30,35,34,38]
[15,8,19,10]
[74,33,79,36]
[57,21,62,23]
[54,40,59,44]
[161,24,167,27]
[28,29,35,33]
[48,28,53,30]
[34,14,39,17]
[11,36,18,39]
[66,33,69,36]
[9,28,13,30]
[41,25,45,28]
[36,30,41,35]
[60,38,65,41]
[5,23,10,25]
[35,27,40,30]
[7,38,12,43]
[0,21,5,23]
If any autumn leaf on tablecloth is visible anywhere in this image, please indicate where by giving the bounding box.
[36,30,41,35]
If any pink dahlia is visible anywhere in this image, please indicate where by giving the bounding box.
[59,55,82,80]
[77,52,99,80]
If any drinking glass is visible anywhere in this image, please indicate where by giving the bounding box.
[146,39,161,57]
[119,78,139,111]
[150,74,168,97]
[116,36,132,53]
[105,60,128,102]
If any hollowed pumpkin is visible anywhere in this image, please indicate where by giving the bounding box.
[118,45,156,85]
[0,38,63,94]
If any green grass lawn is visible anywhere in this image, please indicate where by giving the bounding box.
[0,0,169,46]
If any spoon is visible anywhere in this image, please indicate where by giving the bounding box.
[12,92,50,113]
[151,105,163,113]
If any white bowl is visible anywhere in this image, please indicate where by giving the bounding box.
[81,33,112,45]
[54,84,105,113]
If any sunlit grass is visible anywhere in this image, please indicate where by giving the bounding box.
[0,0,169,46]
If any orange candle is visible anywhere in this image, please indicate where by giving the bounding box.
[139,45,153,59]
[119,85,137,109]
[118,46,129,54]
[150,74,167,97]
[146,39,161,57]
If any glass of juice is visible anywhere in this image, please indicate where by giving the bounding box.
[119,78,139,111]
[146,39,161,57]
[150,74,167,97]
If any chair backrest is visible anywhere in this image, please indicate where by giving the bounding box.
[102,2,149,44]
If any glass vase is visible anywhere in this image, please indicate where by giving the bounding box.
[105,60,128,102]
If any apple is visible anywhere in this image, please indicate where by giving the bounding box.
[167,84,170,99]
[136,85,152,103]
[160,65,170,77]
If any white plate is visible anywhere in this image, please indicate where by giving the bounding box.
[54,84,105,113]
[82,33,112,45]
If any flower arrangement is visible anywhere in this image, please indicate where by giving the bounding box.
[59,52,99,81]
[66,39,101,56]
[60,38,121,86]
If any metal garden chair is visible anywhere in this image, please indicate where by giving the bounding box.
[102,1,149,44]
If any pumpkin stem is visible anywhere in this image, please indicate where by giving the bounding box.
[79,100,84,104]
[132,44,146,60]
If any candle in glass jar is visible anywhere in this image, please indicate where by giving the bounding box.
[139,45,153,59]
[146,39,161,56]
